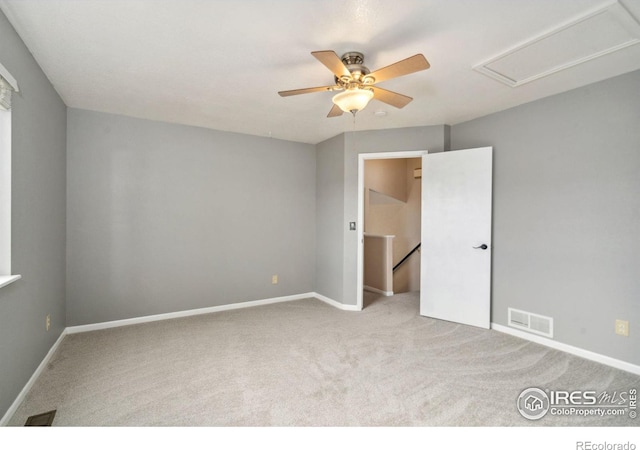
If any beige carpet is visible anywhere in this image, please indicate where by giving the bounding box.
[8,292,640,426]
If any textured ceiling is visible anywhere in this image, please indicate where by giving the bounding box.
[1,0,640,144]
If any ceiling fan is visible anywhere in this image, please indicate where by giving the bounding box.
[278,50,430,117]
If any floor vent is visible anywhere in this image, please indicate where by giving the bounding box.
[508,308,553,338]
[25,410,56,426]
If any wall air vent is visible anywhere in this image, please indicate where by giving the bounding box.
[474,1,640,87]
[508,308,553,338]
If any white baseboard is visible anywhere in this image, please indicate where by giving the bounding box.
[363,285,394,297]
[313,292,361,311]
[491,322,640,376]
[0,328,67,426]
[66,292,317,334]
[65,292,362,334]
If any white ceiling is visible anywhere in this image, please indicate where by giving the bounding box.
[1,0,640,144]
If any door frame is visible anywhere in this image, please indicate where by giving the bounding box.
[356,150,429,310]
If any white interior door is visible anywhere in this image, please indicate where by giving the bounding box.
[420,147,492,329]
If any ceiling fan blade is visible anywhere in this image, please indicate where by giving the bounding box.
[327,104,344,118]
[367,54,430,84]
[278,85,338,97]
[371,86,413,109]
[311,50,351,78]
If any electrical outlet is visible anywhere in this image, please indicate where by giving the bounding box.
[272,274,278,285]
[45,314,51,332]
[615,319,629,337]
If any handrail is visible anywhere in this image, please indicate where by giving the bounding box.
[393,243,421,272]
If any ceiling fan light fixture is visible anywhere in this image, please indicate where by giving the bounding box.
[332,88,374,115]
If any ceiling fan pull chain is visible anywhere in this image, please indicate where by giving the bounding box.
[351,113,358,156]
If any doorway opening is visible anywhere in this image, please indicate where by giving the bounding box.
[356,151,428,310]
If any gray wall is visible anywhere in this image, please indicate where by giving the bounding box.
[66,109,316,325]
[451,70,640,365]
[315,133,345,302]
[0,12,67,419]
[315,125,449,304]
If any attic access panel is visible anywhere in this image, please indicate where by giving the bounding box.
[474,1,640,87]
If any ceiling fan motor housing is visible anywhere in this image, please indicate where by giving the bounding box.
[337,52,371,85]
[341,52,365,66]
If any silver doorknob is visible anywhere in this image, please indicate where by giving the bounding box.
[473,244,488,250]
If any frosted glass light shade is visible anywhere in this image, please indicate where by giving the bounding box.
[332,88,374,114]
